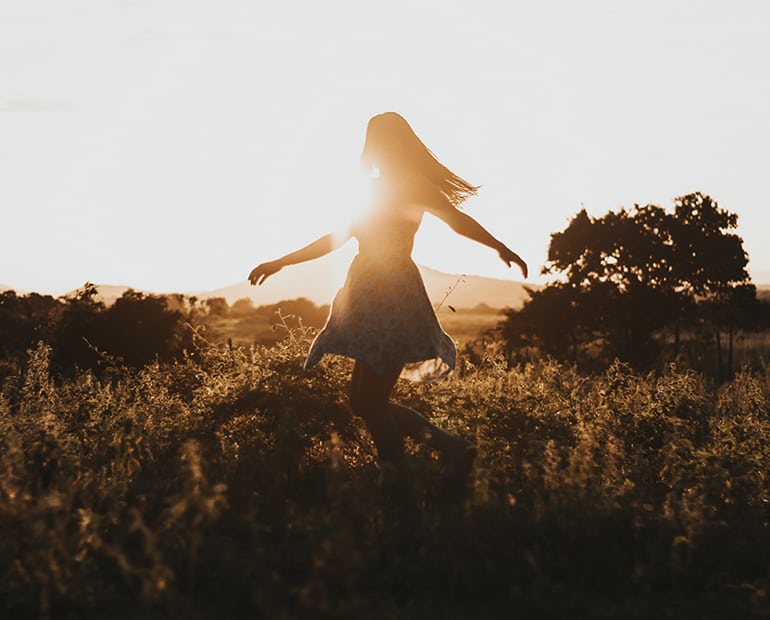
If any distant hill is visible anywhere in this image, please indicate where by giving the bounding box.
[51,277,770,310]
[201,261,537,310]
[55,258,534,311]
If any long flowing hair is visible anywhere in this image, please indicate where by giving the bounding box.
[360,112,479,208]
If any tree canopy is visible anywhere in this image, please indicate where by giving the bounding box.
[502,192,768,371]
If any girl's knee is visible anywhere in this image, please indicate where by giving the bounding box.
[349,361,399,418]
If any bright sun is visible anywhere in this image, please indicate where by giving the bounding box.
[329,168,378,243]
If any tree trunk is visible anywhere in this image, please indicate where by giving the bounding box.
[715,329,722,380]
[571,329,578,366]
[674,321,680,361]
[728,325,734,378]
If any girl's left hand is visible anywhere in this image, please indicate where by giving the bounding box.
[498,247,528,279]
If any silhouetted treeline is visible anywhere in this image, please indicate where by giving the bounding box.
[228,296,329,326]
[202,296,330,346]
[0,284,330,377]
[0,284,188,377]
[500,193,770,376]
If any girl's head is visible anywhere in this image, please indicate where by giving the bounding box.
[361,112,478,207]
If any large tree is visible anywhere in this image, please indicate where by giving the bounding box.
[502,192,755,369]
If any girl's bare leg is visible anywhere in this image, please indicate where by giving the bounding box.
[349,361,403,465]
[388,403,472,454]
[349,361,473,467]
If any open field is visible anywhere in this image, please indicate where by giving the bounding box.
[435,306,503,344]
[2,330,770,619]
[202,304,503,349]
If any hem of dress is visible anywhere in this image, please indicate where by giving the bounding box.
[304,345,455,383]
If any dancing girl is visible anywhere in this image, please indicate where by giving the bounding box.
[249,112,527,479]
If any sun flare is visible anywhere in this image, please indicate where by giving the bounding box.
[330,168,378,244]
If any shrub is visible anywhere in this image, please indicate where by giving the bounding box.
[2,334,769,618]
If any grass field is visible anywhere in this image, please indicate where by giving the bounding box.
[2,328,770,619]
[435,306,503,344]
[201,304,504,349]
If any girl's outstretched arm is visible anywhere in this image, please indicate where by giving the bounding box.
[426,203,528,278]
[248,230,351,286]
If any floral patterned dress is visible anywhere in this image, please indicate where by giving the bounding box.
[304,180,456,382]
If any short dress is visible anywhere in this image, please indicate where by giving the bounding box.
[304,187,456,382]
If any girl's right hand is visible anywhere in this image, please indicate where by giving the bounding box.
[248,261,282,286]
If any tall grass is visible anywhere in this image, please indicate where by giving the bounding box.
[1,327,769,618]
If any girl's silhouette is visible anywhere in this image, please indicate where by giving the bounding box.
[249,112,527,479]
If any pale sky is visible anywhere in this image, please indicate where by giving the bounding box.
[2,0,769,296]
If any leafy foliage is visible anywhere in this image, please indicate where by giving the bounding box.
[2,333,770,618]
[502,193,770,370]
[0,286,332,377]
